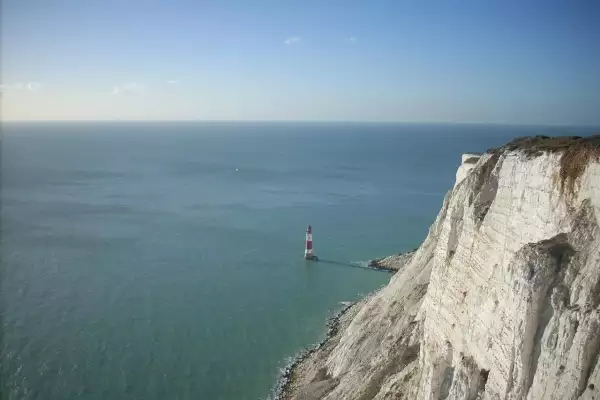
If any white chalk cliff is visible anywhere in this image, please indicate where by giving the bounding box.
[286,136,600,400]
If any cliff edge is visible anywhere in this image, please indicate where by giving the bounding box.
[283,135,600,400]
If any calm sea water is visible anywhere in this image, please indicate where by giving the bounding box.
[2,122,598,400]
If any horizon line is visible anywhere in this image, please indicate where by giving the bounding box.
[2,119,599,129]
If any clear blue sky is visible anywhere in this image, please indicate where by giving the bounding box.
[2,0,600,124]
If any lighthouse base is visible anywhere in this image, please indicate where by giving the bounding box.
[304,255,319,261]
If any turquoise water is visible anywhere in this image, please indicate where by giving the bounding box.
[2,122,598,399]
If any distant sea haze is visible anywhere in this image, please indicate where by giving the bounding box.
[2,122,599,399]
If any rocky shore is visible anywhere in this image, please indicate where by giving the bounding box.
[273,296,372,400]
[272,249,416,398]
[271,251,415,399]
[367,249,416,272]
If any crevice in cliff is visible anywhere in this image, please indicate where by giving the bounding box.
[433,190,453,239]
[591,275,600,309]
[468,153,501,229]
[476,369,490,398]
[446,204,465,261]
[439,366,455,400]
[357,343,421,400]
[524,234,574,398]
[564,321,579,366]
[578,323,600,399]
[526,295,554,397]
[506,345,516,399]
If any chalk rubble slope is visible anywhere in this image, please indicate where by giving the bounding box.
[289,136,600,400]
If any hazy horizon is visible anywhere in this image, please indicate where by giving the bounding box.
[3,119,600,126]
[2,0,600,125]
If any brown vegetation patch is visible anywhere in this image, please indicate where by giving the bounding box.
[559,138,600,196]
[463,157,480,164]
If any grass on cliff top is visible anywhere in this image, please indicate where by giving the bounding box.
[490,134,600,154]
[489,134,600,197]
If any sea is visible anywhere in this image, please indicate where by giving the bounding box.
[2,122,598,400]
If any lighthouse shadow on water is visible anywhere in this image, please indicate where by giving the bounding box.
[303,225,392,273]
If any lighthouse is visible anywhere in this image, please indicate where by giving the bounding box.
[304,225,318,260]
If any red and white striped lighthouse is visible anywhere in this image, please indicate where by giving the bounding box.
[304,225,315,260]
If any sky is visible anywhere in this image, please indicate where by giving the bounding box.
[1,0,600,124]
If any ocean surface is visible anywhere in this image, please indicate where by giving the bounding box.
[2,122,598,400]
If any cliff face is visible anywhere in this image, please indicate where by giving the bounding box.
[287,136,600,400]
